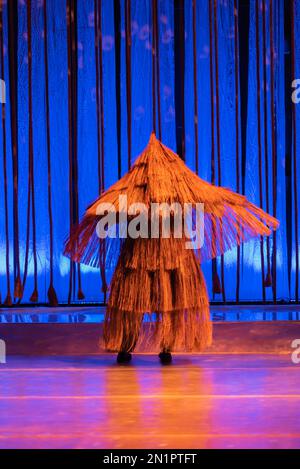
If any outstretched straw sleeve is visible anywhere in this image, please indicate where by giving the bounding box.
[64,133,279,266]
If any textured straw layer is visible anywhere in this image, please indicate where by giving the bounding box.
[103,237,212,352]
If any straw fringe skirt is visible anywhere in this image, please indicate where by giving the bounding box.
[103,238,212,352]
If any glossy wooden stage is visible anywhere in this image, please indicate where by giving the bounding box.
[1,353,300,449]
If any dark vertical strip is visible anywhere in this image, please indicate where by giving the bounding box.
[262,0,272,286]
[7,0,22,300]
[269,0,277,302]
[152,0,161,139]
[95,0,107,303]
[66,0,82,302]
[234,0,240,303]
[209,0,216,294]
[94,0,101,193]
[20,149,31,306]
[94,0,102,300]
[20,0,36,305]
[238,0,250,195]
[72,1,83,301]
[27,0,38,302]
[0,4,12,305]
[97,0,107,302]
[238,0,250,302]
[44,0,58,305]
[213,0,221,186]
[284,0,292,297]
[0,3,2,304]
[192,0,199,174]
[209,0,221,296]
[152,0,156,134]
[213,0,225,302]
[154,0,161,140]
[291,0,299,301]
[208,0,215,185]
[125,0,132,169]
[174,0,185,160]
[66,0,74,303]
[98,0,105,195]
[255,0,266,302]
[114,0,122,179]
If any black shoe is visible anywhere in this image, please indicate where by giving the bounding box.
[117,351,132,364]
[159,351,172,365]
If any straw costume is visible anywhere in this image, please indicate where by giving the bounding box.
[64,133,279,363]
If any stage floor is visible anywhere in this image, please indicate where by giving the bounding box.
[1,353,300,449]
[1,304,300,323]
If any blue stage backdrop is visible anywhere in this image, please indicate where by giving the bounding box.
[0,0,299,304]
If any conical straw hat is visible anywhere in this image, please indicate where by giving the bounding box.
[86,132,247,215]
[64,133,279,267]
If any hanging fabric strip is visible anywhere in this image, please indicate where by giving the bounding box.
[28,0,38,303]
[20,131,31,306]
[66,0,74,303]
[114,0,122,179]
[269,0,277,302]
[153,0,161,140]
[234,0,240,302]
[7,0,22,300]
[72,0,83,301]
[66,0,72,303]
[255,0,266,301]
[94,0,102,300]
[19,0,34,305]
[98,0,105,195]
[209,0,220,296]
[125,0,132,169]
[213,0,221,186]
[238,0,250,196]
[151,0,162,139]
[291,0,299,301]
[43,0,58,306]
[192,0,199,174]
[94,0,101,199]
[0,4,12,305]
[208,0,215,186]
[97,0,107,302]
[66,0,83,302]
[174,0,185,160]
[262,0,272,287]
[151,0,156,134]
[213,0,225,301]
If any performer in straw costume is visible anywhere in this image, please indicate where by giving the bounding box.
[64,133,279,364]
